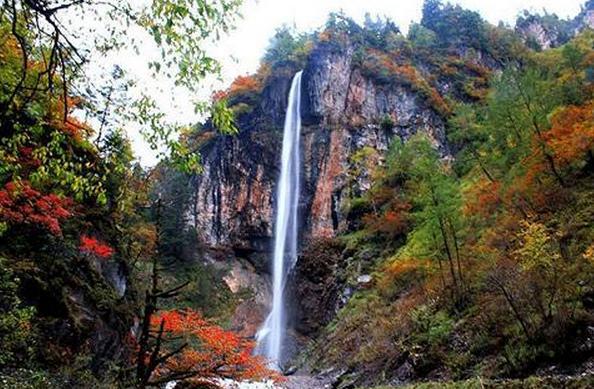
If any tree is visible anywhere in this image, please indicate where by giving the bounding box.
[407,23,437,49]
[132,198,276,387]
[544,102,594,169]
[148,309,277,386]
[484,67,565,187]
[420,0,487,49]
[0,0,242,172]
[389,135,465,297]
[0,181,72,236]
[0,2,254,384]
[263,26,312,67]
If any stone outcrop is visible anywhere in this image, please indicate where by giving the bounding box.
[284,238,345,337]
[515,2,594,50]
[223,259,271,337]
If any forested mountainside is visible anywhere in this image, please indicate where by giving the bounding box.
[1,0,594,388]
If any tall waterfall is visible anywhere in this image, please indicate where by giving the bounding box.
[256,71,303,367]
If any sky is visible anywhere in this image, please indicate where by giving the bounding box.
[111,0,586,165]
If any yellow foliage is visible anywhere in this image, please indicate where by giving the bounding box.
[513,221,560,271]
[583,244,594,264]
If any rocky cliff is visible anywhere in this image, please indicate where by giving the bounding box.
[191,42,447,261]
[184,32,483,345]
[190,2,594,277]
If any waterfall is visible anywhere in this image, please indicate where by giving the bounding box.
[256,71,303,367]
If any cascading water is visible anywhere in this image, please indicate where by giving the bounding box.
[255,71,303,368]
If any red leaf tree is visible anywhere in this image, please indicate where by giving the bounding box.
[148,309,280,386]
[79,235,115,258]
[0,181,72,235]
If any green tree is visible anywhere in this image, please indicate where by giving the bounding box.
[407,23,437,49]
[263,25,312,67]
[484,67,564,186]
[420,0,487,49]
[389,135,465,297]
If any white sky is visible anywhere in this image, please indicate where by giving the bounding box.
[118,0,586,165]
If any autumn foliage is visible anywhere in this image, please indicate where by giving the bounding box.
[0,181,72,235]
[149,309,280,385]
[228,75,261,96]
[463,179,501,217]
[545,101,594,168]
[79,235,115,258]
[361,49,451,115]
[362,203,411,238]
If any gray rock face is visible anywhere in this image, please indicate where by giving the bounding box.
[515,3,594,51]
[189,123,280,258]
[302,43,355,125]
[223,259,271,337]
[517,20,559,50]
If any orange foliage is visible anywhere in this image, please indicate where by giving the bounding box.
[363,201,411,238]
[228,75,262,97]
[440,63,459,76]
[545,102,594,167]
[428,87,451,115]
[0,181,72,235]
[363,49,451,115]
[503,153,549,212]
[211,89,228,102]
[150,309,280,384]
[217,67,270,103]
[464,60,491,78]
[378,257,430,292]
[49,96,92,140]
[395,64,420,85]
[463,179,501,217]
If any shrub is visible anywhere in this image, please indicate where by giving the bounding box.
[0,182,72,236]
[411,305,454,348]
[380,114,395,130]
[0,258,36,367]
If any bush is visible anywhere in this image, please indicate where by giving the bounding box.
[380,114,395,131]
[411,305,454,348]
[0,258,37,367]
[408,23,437,49]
